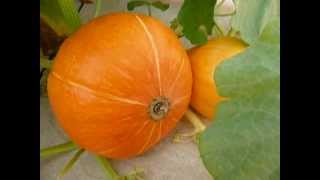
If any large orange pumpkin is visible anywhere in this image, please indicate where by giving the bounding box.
[47,13,192,159]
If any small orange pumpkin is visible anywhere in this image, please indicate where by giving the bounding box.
[47,13,192,159]
[188,37,247,119]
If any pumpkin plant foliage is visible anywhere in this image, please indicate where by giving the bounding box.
[40,0,81,36]
[199,18,280,180]
[127,0,169,13]
[177,0,217,45]
[40,0,280,179]
[40,0,82,95]
[231,0,280,44]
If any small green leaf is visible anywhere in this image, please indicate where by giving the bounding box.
[40,0,81,36]
[231,0,280,44]
[40,56,53,70]
[177,0,217,45]
[127,0,149,11]
[151,1,169,11]
[199,19,280,180]
[57,0,82,30]
[170,18,184,37]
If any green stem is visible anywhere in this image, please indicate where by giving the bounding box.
[214,22,224,36]
[59,149,85,177]
[216,0,226,9]
[147,4,152,16]
[95,156,120,180]
[78,2,84,12]
[227,27,237,37]
[125,167,145,180]
[184,109,206,133]
[40,141,78,158]
[215,10,236,17]
[173,109,206,143]
[94,0,102,18]
[40,68,47,80]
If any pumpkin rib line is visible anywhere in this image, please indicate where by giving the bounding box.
[50,71,147,106]
[138,123,157,154]
[143,124,159,154]
[157,121,162,143]
[172,95,189,107]
[98,120,151,155]
[134,15,162,96]
[168,56,185,96]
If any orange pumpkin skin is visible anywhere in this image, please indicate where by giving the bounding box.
[47,13,192,159]
[188,37,246,119]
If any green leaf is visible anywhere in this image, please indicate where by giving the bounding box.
[57,0,82,30]
[259,18,280,44]
[151,1,169,11]
[40,56,52,70]
[127,0,149,11]
[40,0,81,36]
[177,0,217,45]
[231,0,279,44]
[199,19,280,180]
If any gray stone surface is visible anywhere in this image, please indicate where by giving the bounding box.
[40,97,212,180]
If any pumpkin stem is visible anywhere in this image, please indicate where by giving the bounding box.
[173,109,206,143]
[148,96,170,121]
[147,4,152,16]
[184,109,206,133]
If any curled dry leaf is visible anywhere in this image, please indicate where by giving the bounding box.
[40,18,66,57]
[79,0,94,4]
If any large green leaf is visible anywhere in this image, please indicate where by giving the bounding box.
[177,0,217,45]
[40,0,81,36]
[199,18,280,180]
[231,0,279,44]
